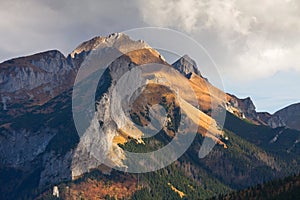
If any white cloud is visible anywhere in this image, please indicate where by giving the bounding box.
[137,0,300,80]
[0,0,144,61]
[138,0,254,35]
[138,0,199,32]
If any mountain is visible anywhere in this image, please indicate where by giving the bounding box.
[266,103,300,131]
[0,33,299,200]
[252,103,300,131]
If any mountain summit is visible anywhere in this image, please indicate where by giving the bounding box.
[70,33,150,58]
[172,54,201,77]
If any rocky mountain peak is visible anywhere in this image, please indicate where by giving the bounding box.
[225,94,262,123]
[172,54,201,77]
[240,97,256,112]
[29,50,69,72]
[0,49,75,116]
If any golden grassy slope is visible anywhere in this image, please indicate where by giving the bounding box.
[109,48,228,162]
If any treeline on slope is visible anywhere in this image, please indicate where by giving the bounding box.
[35,111,300,200]
[39,161,230,200]
[223,111,300,163]
[122,133,231,200]
[124,110,300,199]
[212,173,300,200]
[4,92,299,199]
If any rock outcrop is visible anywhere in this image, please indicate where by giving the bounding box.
[0,50,76,119]
[267,103,300,130]
[172,55,201,77]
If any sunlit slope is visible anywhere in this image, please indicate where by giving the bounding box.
[110,52,228,149]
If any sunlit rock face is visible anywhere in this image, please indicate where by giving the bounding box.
[71,46,165,178]
[70,33,151,58]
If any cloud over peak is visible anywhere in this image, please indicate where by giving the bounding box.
[138,0,300,80]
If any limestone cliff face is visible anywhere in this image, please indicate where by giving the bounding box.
[71,56,138,178]
[71,46,168,177]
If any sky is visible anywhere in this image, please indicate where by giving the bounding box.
[0,0,299,113]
